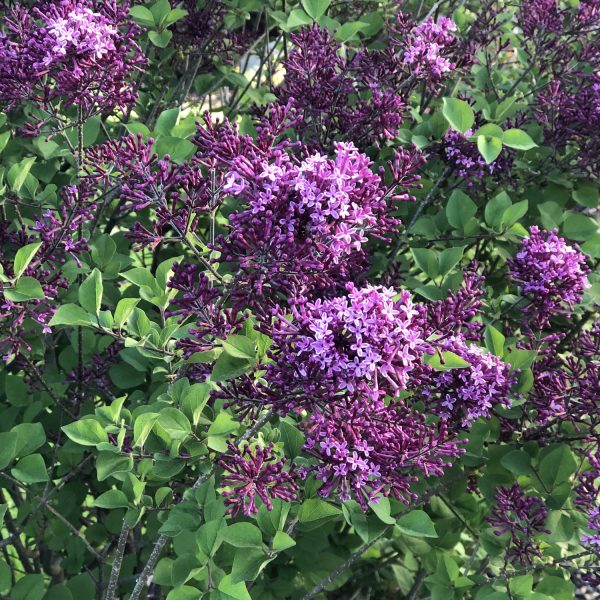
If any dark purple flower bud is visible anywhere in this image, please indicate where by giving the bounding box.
[218,442,298,517]
[487,484,550,565]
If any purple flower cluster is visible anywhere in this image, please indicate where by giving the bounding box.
[0,0,145,117]
[419,336,514,426]
[276,15,458,148]
[84,134,217,249]
[402,16,457,80]
[276,25,406,148]
[192,106,423,301]
[536,79,600,176]
[274,283,426,401]
[528,325,599,426]
[518,0,564,38]
[217,442,297,517]
[487,484,550,565]
[221,143,410,298]
[303,398,463,508]
[507,226,590,327]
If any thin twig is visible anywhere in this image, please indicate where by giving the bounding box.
[103,521,130,600]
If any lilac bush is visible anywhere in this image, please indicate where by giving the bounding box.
[0,0,597,599]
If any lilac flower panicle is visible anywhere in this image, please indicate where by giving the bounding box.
[217,442,298,517]
[303,397,464,508]
[402,16,457,81]
[218,142,417,299]
[419,336,514,427]
[528,325,599,426]
[487,484,550,565]
[273,283,427,401]
[0,0,146,115]
[507,226,591,327]
[277,25,407,147]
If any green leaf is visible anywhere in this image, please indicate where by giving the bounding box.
[423,351,470,370]
[535,576,574,600]
[197,518,225,557]
[298,499,342,523]
[501,200,528,228]
[446,190,477,230]
[207,412,238,437]
[221,335,256,360]
[129,5,155,26]
[411,248,439,279]
[272,531,296,551]
[166,586,202,600]
[94,489,129,509]
[503,349,536,370]
[164,7,189,26]
[158,408,191,441]
[231,547,272,584]
[502,129,537,150]
[438,246,465,276]
[133,412,159,447]
[500,450,532,476]
[563,213,598,241]
[484,325,505,357]
[155,108,180,136]
[79,268,103,315]
[0,558,11,595]
[485,191,512,228]
[218,575,252,600]
[539,445,577,490]
[0,131,10,154]
[49,304,92,327]
[91,234,117,267]
[442,98,474,133]
[211,352,252,382]
[0,432,18,469]
[369,497,396,525]
[396,510,438,538]
[477,135,503,164]
[148,29,173,48]
[96,452,134,481]
[121,267,157,290]
[12,423,45,457]
[572,182,599,208]
[11,454,48,483]
[301,0,329,19]
[278,420,305,458]
[62,419,108,446]
[3,276,44,302]
[114,298,140,328]
[334,21,370,42]
[182,383,211,426]
[221,523,263,548]
[13,242,41,279]
[287,8,313,29]
[7,156,36,193]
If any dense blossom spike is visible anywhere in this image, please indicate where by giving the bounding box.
[216,141,420,300]
[0,0,145,116]
[303,397,464,508]
[271,283,428,401]
[418,336,514,426]
[507,226,590,328]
